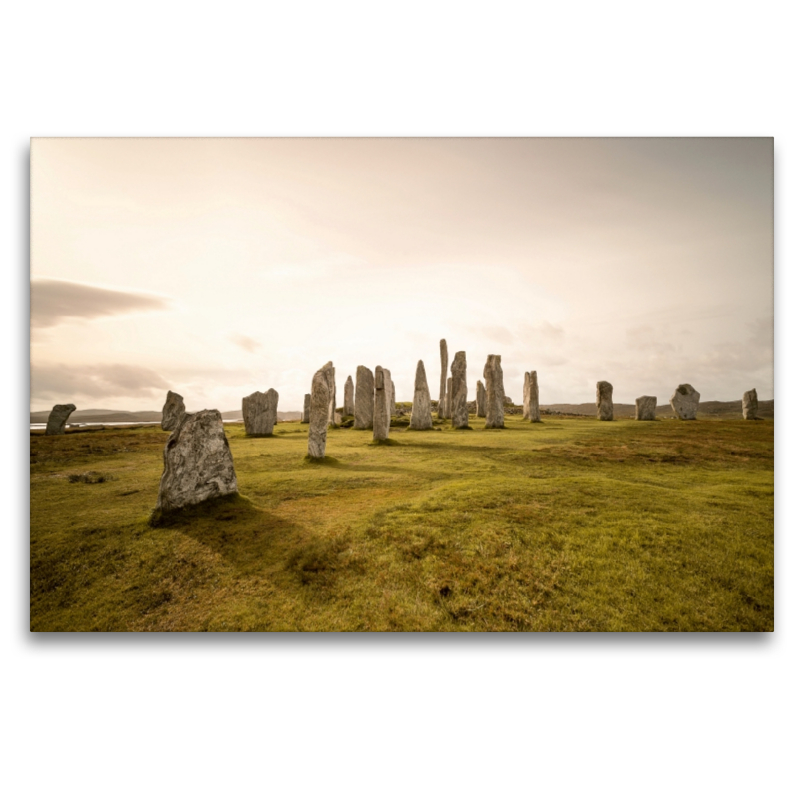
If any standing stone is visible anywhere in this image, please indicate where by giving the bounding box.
[635,395,657,421]
[483,355,505,428]
[317,361,336,425]
[438,339,448,419]
[409,360,433,430]
[154,410,238,513]
[450,351,469,429]
[373,366,392,441]
[523,371,541,422]
[670,384,700,420]
[302,393,311,423]
[343,376,355,416]
[242,388,278,435]
[476,380,486,417]
[161,391,185,432]
[390,381,397,417]
[308,367,331,458]
[742,388,758,420]
[45,403,76,435]
[596,381,614,421]
[354,366,375,430]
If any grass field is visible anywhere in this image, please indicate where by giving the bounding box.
[29,415,774,631]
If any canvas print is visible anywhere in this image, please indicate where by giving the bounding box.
[29,138,774,631]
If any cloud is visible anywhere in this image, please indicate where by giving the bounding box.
[31,278,170,328]
[31,363,170,402]
[229,333,261,353]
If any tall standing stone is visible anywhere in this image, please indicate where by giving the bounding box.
[409,360,433,430]
[450,351,469,429]
[308,367,331,458]
[154,410,238,514]
[596,381,614,421]
[45,403,76,435]
[523,371,541,422]
[390,381,397,417]
[670,384,700,420]
[438,339,448,419]
[742,388,758,420]
[476,380,486,417]
[354,366,375,430]
[373,366,392,441]
[161,391,185,431]
[302,393,311,423]
[318,361,336,425]
[343,376,355,416]
[242,388,278,435]
[635,395,657,421]
[444,377,453,419]
[483,355,505,429]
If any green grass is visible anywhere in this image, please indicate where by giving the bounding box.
[29,416,774,631]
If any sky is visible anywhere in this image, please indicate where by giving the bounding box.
[30,137,773,412]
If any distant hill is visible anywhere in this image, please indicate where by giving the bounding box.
[31,408,303,424]
[541,399,773,420]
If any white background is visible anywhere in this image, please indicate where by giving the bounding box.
[3,2,796,798]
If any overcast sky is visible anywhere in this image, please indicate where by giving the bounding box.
[30,137,773,412]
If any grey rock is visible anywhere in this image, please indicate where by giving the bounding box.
[444,376,453,419]
[161,391,185,432]
[242,388,278,435]
[596,381,614,421]
[318,361,336,425]
[635,395,657,421]
[476,380,486,417]
[450,351,469,428]
[410,360,433,430]
[155,410,238,513]
[483,355,505,428]
[373,366,392,441]
[45,403,76,435]
[302,393,311,423]
[523,371,541,422]
[742,388,758,420]
[670,384,700,420]
[390,380,397,417]
[354,366,375,429]
[308,366,331,458]
[344,376,355,416]
[438,339,448,419]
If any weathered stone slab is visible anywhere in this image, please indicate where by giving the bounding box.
[318,361,336,425]
[450,351,469,428]
[155,410,238,513]
[242,388,278,435]
[444,377,453,419]
[354,365,375,429]
[302,393,311,423]
[596,381,614,421]
[670,384,700,420]
[45,403,76,435]
[476,380,486,417]
[161,391,185,431]
[483,355,505,428]
[523,371,541,422]
[438,339,448,419]
[742,388,758,420]
[390,380,397,417]
[410,360,433,430]
[308,367,331,458]
[344,376,355,416]
[635,395,657,421]
[373,366,392,441]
